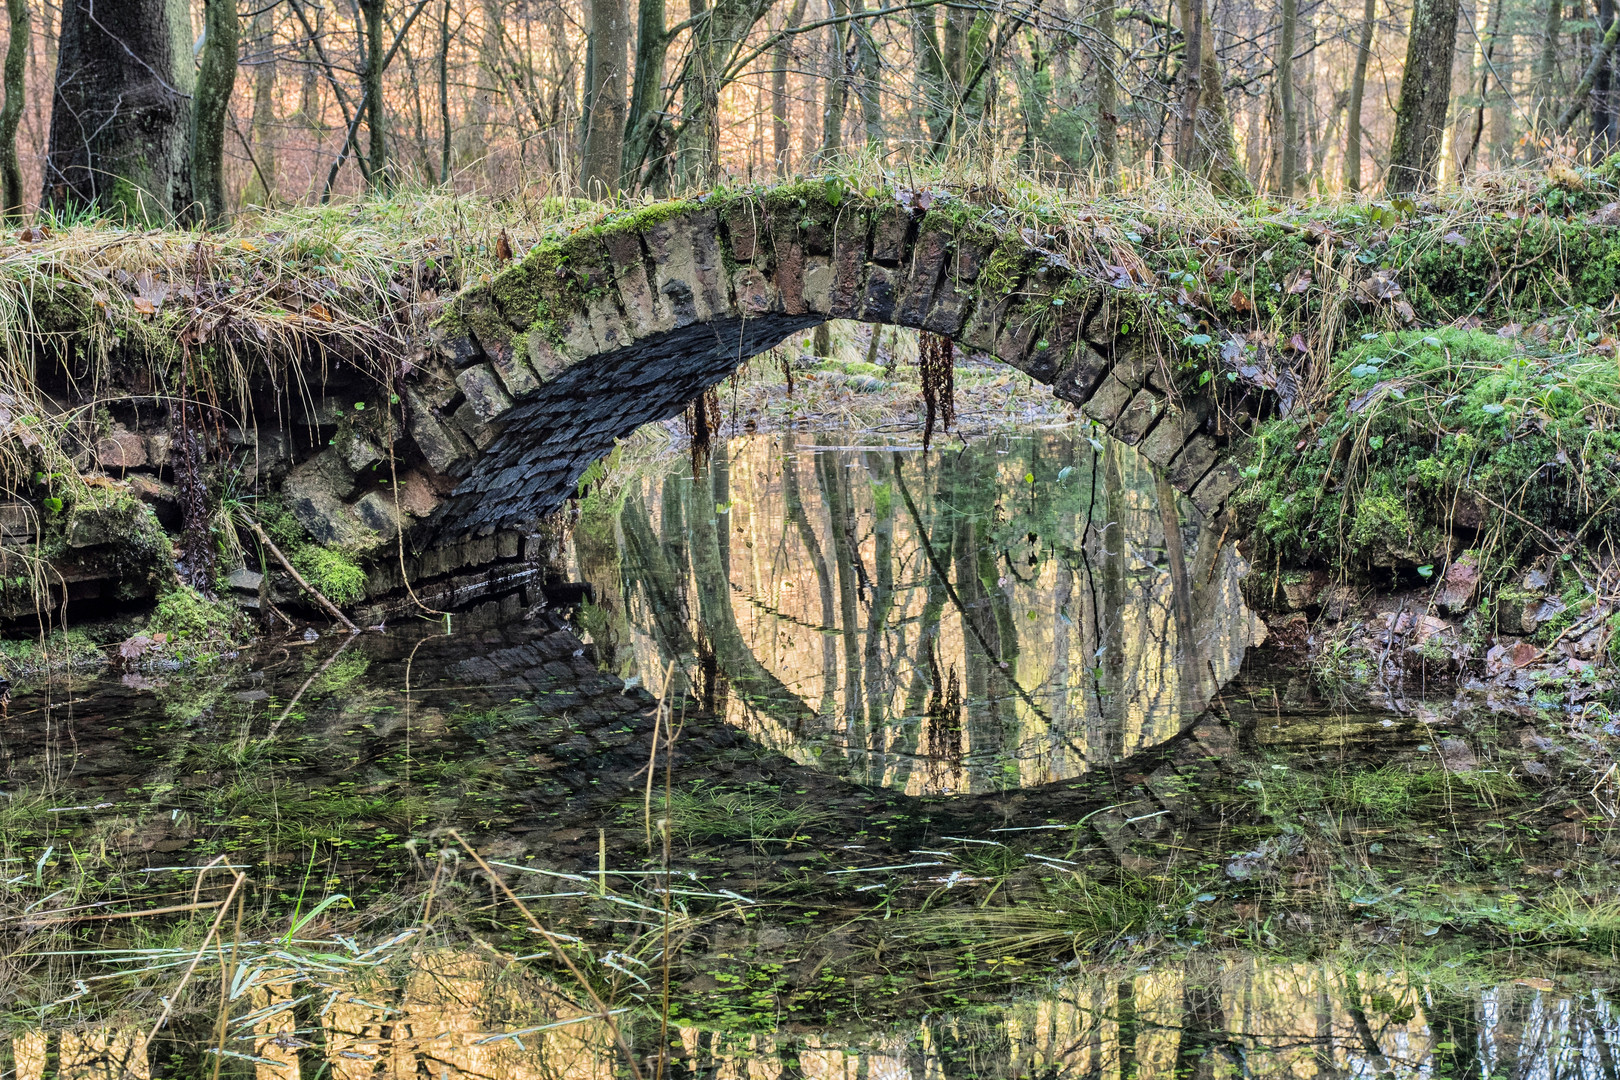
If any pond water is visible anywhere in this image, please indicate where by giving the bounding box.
[0,429,1616,1078]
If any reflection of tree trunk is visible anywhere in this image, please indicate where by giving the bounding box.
[950,453,995,785]
[815,446,866,750]
[782,433,839,713]
[1343,971,1396,1079]
[659,476,688,583]
[1314,967,1341,1078]
[1424,985,1479,1080]
[1099,441,1128,760]
[1155,472,1201,708]
[895,453,952,791]
[863,453,897,762]
[1586,992,1619,1080]
[575,497,630,674]
[1117,979,1139,1080]
[619,495,695,661]
[683,473,819,731]
[1173,978,1237,1079]
[711,440,732,578]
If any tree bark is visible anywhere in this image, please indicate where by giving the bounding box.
[582,0,629,193]
[1386,0,1462,192]
[1539,0,1561,126]
[439,0,451,182]
[45,0,196,223]
[773,0,808,174]
[820,0,850,161]
[0,0,26,219]
[1095,0,1117,186]
[852,0,881,149]
[1174,0,1252,195]
[1279,0,1299,193]
[624,0,667,185]
[244,4,277,206]
[1346,0,1376,190]
[1557,9,1620,132]
[361,0,389,191]
[191,0,240,226]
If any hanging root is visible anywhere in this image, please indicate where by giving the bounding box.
[173,398,217,594]
[684,387,723,478]
[919,332,956,450]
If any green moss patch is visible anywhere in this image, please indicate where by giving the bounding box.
[1235,327,1620,579]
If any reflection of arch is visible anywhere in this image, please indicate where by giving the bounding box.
[389,184,1248,542]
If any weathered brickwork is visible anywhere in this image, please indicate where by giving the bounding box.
[384,186,1248,546]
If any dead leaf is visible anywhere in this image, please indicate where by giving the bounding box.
[17,225,48,242]
[131,296,157,315]
[308,302,333,322]
[496,230,513,263]
[1228,287,1253,313]
[1393,299,1416,323]
[1442,230,1470,247]
[1287,332,1310,354]
[1285,269,1313,294]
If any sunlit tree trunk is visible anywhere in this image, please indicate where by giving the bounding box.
[852,0,881,150]
[361,0,390,191]
[46,0,195,222]
[1173,0,1252,195]
[772,0,808,174]
[1345,0,1376,190]
[582,0,629,193]
[0,0,26,219]
[245,5,278,206]
[189,0,239,226]
[820,0,850,162]
[782,433,839,713]
[624,0,667,187]
[1278,0,1298,193]
[1386,0,1461,192]
[1095,0,1118,186]
[1538,0,1562,126]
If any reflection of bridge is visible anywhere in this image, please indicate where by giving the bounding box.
[377,183,1250,543]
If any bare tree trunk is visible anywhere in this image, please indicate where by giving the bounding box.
[361,0,390,191]
[46,0,196,222]
[439,0,452,182]
[1095,0,1117,186]
[820,0,850,161]
[1175,0,1203,168]
[1345,0,1376,190]
[0,0,26,219]
[245,5,277,206]
[191,0,240,226]
[582,0,629,193]
[1539,0,1561,126]
[772,0,807,174]
[1386,0,1462,192]
[624,0,667,186]
[853,0,881,149]
[1279,0,1299,193]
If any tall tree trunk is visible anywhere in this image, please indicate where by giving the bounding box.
[1386,0,1462,192]
[772,0,807,174]
[1095,0,1117,186]
[1174,0,1252,195]
[191,0,240,226]
[1539,0,1562,126]
[852,0,881,149]
[1597,0,1619,148]
[913,3,948,151]
[245,5,277,206]
[624,0,667,185]
[1459,0,1505,175]
[45,0,196,222]
[361,0,389,191]
[439,0,452,182]
[1346,0,1376,190]
[582,0,629,193]
[820,0,850,161]
[0,0,26,219]
[1174,0,1204,168]
[1278,0,1298,193]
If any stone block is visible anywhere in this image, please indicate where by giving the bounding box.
[1139,403,1207,468]
[922,276,973,335]
[1052,344,1112,406]
[585,293,633,353]
[829,232,866,317]
[1191,461,1243,515]
[723,203,760,261]
[995,304,1053,381]
[96,428,146,469]
[498,530,521,559]
[1112,388,1163,444]
[354,490,402,534]
[602,232,672,337]
[284,458,368,546]
[456,364,514,422]
[802,257,835,312]
[146,432,172,469]
[405,389,474,474]
[872,206,911,264]
[1168,433,1220,491]
[524,330,576,383]
[953,238,996,281]
[434,330,482,367]
[344,435,383,475]
[733,267,775,314]
[226,567,264,594]
[894,227,950,326]
[393,470,442,517]
[860,265,897,322]
[773,238,808,314]
[1079,373,1135,425]
[0,502,33,538]
[452,399,505,450]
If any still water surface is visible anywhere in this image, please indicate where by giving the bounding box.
[0,430,1613,1078]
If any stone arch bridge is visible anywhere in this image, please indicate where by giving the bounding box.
[380,184,1249,547]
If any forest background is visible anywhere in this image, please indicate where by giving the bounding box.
[7,0,1619,229]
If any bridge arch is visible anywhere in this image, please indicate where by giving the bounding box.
[398,184,1248,541]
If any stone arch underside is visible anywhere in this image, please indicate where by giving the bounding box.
[400,188,1250,544]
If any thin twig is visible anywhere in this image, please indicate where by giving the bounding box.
[247,520,360,633]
